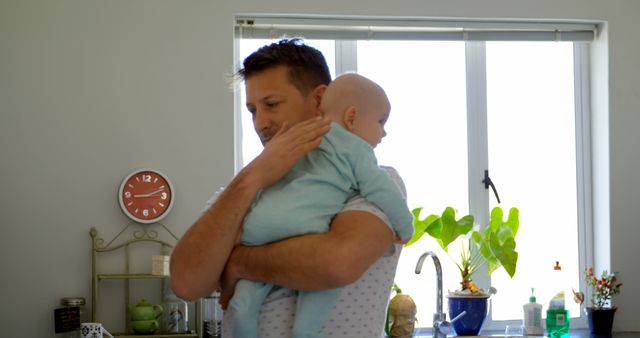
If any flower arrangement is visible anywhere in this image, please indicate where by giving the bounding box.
[584,267,623,308]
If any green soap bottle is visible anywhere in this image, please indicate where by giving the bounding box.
[546,261,570,338]
[546,309,570,338]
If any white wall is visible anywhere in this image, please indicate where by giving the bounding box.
[1,0,639,336]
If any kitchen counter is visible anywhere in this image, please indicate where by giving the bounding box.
[413,329,640,337]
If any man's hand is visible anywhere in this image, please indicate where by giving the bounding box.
[219,256,241,310]
[246,116,330,189]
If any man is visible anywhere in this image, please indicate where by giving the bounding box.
[170,38,404,337]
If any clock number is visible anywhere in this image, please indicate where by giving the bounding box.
[161,192,167,200]
[124,191,131,199]
[142,174,152,183]
[143,209,149,217]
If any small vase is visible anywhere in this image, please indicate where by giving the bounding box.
[586,307,617,335]
[447,295,489,336]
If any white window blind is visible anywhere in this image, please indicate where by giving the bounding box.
[236,14,597,42]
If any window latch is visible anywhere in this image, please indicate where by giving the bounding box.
[483,169,501,204]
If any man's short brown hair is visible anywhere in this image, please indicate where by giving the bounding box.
[237,38,331,95]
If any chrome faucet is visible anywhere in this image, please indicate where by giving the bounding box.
[415,251,466,338]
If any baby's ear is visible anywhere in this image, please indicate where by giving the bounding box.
[343,106,357,130]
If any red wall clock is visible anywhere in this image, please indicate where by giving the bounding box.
[118,169,174,224]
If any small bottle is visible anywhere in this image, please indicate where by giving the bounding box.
[546,308,570,338]
[523,288,543,336]
[202,292,223,338]
[546,262,570,338]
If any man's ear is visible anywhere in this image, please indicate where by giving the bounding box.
[343,106,357,131]
[312,85,327,106]
[311,85,328,117]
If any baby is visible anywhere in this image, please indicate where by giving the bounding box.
[228,73,414,338]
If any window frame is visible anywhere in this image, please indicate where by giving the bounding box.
[234,24,594,331]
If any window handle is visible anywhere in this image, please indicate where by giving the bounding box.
[483,169,501,204]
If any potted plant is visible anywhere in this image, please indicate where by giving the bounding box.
[582,267,623,335]
[409,205,519,336]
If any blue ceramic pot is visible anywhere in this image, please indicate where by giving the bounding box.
[447,295,489,336]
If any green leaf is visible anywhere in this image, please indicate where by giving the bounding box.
[425,218,444,250]
[472,207,520,278]
[491,207,519,277]
[405,208,426,247]
[489,232,518,278]
[505,207,520,237]
[406,208,440,247]
[471,230,483,244]
[429,207,473,251]
[489,206,504,232]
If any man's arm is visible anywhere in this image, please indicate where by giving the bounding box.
[224,210,395,291]
[170,117,330,301]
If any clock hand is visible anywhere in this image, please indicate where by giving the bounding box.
[136,192,164,198]
[133,187,165,198]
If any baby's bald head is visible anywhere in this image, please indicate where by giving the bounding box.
[320,73,390,122]
[320,73,391,148]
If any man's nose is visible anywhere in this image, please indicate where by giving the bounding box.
[253,109,270,132]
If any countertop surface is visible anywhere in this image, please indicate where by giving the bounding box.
[413,329,640,337]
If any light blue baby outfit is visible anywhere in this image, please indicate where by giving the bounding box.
[228,122,414,338]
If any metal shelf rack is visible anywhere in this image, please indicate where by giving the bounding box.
[90,224,200,338]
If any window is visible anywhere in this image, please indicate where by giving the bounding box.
[235,17,593,331]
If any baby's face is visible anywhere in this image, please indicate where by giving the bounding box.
[352,105,390,148]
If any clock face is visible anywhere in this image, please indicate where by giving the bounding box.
[118,169,174,224]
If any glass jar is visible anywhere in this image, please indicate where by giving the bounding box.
[57,297,87,338]
[162,282,189,333]
[202,292,223,338]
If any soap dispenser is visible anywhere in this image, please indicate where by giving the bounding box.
[523,288,543,336]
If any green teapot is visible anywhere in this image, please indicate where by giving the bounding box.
[131,319,160,335]
[128,299,163,321]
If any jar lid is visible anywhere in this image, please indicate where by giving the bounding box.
[61,297,86,306]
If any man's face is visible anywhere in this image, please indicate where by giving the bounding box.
[245,65,320,145]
